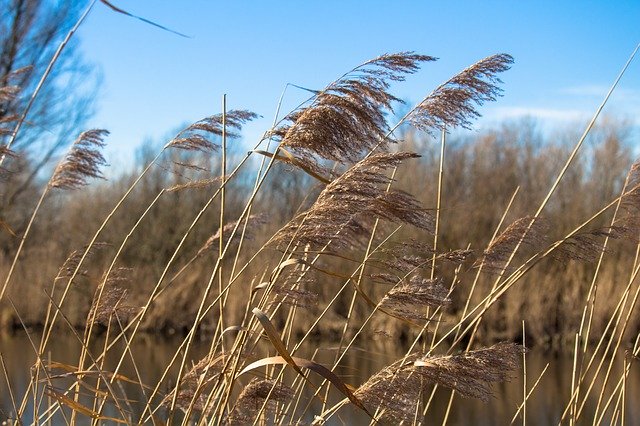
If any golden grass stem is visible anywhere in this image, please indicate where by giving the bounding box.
[510,363,549,425]
[431,127,446,278]
[533,42,638,219]
[570,333,579,426]
[0,352,19,424]
[218,94,227,336]
[523,321,527,426]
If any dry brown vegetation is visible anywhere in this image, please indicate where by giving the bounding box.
[1,16,639,423]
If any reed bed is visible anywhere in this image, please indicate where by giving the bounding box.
[1,24,640,424]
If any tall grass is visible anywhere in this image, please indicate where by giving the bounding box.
[1,43,639,425]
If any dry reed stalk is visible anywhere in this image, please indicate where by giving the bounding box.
[576,163,636,385]
[509,362,549,424]
[0,352,19,424]
[435,190,636,362]
[53,108,257,358]
[421,202,524,422]
[438,47,640,388]
[43,108,258,422]
[0,128,110,301]
[12,128,112,420]
[594,341,640,426]
[215,51,516,422]
[559,265,640,421]
[522,321,527,426]
[299,269,454,421]
[556,227,640,423]
[38,293,130,423]
[531,43,638,221]
[590,260,640,423]
[140,153,275,419]
[248,230,404,423]
[76,190,166,400]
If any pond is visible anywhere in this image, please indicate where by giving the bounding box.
[1,331,638,425]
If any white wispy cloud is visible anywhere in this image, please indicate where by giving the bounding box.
[560,85,640,100]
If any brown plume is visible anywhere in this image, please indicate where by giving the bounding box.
[88,268,138,326]
[272,152,433,251]
[196,213,269,257]
[225,378,294,425]
[49,129,109,190]
[167,177,222,192]
[408,53,513,132]
[162,354,225,413]
[478,216,548,274]
[355,342,523,422]
[54,243,110,282]
[271,52,436,168]
[380,276,451,321]
[414,342,524,401]
[166,110,258,152]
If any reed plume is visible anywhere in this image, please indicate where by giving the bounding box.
[225,378,294,425]
[0,66,30,110]
[0,85,18,104]
[54,243,110,282]
[271,268,319,309]
[166,110,258,152]
[354,355,422,423]
[355,343,523,422]
[49,129,109,190]
[380,276,450,321]
[88,268,138,326]
[478,216,548,273]
[414,342,524,401]
[167,177,222,192]
[196,213,269,257]
[0,145,17,177]
[554,226,627,263]
[271,52,435,170]
[272,152,432,251]
[162,354,225,413]
[408,53,513,132]
[374,241,473,277]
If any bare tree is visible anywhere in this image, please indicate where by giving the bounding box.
[0,0,99,238]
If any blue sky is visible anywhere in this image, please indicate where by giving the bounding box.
[76,1,640,170]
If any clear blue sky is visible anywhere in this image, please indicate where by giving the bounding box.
[76,1,640,170]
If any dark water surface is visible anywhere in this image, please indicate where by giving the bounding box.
[1,331,639,425]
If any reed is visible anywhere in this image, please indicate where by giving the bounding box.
[1,41,640,426]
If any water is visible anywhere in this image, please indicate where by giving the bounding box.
[1,331,639,425]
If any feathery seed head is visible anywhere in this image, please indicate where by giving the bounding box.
[166,110,258,152]
[408,53,513,132]
[49,129,109,190]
